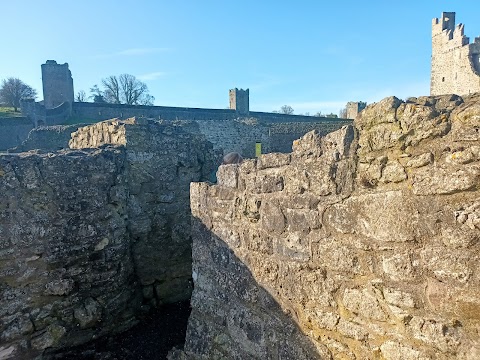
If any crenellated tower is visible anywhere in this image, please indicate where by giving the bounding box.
[431,12,480,95]
[229,88,249,115]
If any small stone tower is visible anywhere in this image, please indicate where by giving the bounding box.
[431,12,480,95]
[41,60,74,109]
[229,88,249,115]
[346,101,366,119]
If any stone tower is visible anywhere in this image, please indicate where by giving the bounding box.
[346,101,366,119]
[431,12,480,95]
[41,60,74,109]
[229,88,249,115]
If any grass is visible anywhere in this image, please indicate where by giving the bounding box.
[0,106,23,117]
[0,107,100,125]
[61,116,100,125]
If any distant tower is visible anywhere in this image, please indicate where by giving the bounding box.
[41,60,74,109]
[346,101,366,119]
[229,88,249,115]
[431,12,480,95]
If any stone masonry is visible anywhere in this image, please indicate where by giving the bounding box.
[346,101,366,120]
[41,60,74,110]
[174,93,480,359]
[69,118,218,307]
[431,12,480,96]
[0,118,216,359]
[229,88,250,115]
[0,148,139,359]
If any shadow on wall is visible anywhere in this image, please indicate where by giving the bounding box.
[170,219,324,359]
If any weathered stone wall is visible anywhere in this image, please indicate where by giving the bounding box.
[0,117,34,151]
[268,120,352,154]
[70,103,351,157]
[194,118,269,158]
[178,94,480,359]
[0,119,216,358]
[72,102,238,122]
[69,118,217,306]
[0,148,140,359]
[431,12,480,96]
[8,125,81,153]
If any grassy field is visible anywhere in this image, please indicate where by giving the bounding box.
[0,107,23,117]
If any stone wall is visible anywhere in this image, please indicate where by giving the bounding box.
[268,120,352,154]
[72,102,238,122]
[0,117,34,151]
[431,12,480,96]
[0,148,140,359]
[9,125,81,153]
[17,103,351,157]
[69,118,218,306]
[0,119,216,359]
[176,94,480,359]
[71,103,351,157]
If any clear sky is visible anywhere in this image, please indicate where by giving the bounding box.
[1,0,479,115]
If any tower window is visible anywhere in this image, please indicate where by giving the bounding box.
[442,77,445,82]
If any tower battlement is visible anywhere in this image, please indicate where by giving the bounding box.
[229,88,249,115]
[431,12,480,95]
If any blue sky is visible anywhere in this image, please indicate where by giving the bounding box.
[1,1,479,115]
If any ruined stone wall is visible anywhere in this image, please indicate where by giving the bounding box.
[70,103,351,157]
[9,125,81,153]
[0,119,216,359]
[69,118,217,306]
[0,148,140,359]
[195,118,269,158]
[431,12,480,96]
[268,120,352,153]
[177,94,480,359]
[0,117,34,151]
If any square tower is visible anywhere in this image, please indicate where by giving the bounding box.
[41,60,74,109]
[346,101,366,119]
[229,88,249,115]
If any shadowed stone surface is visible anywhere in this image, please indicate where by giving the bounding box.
[0,119,215,359]
[175,94,480,359]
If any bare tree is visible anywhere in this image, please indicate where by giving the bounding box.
[75,90,87,102]
[339,107,347,118]
[102,75,121,104]
[100,74,154,105]
[280,105,294,115]
[0,77,37,112]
